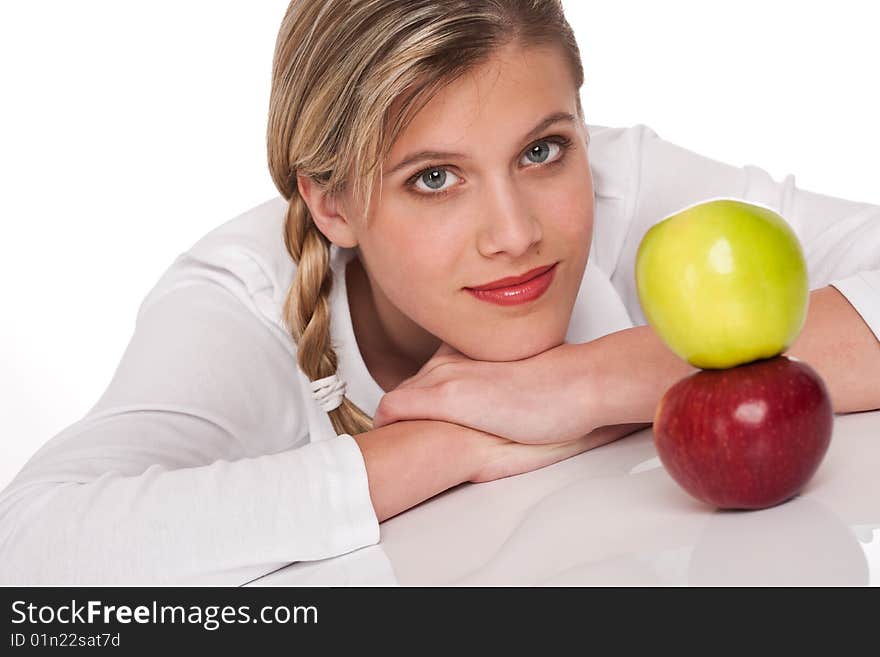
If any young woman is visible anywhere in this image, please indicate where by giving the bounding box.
[1,0,878,585]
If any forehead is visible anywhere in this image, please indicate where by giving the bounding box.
[387,44,577,158]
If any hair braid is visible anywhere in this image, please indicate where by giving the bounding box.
[282,192,375,437]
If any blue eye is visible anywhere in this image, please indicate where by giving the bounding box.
[525,142,553,164]
[405,135,573,200]
[417,168,458,193]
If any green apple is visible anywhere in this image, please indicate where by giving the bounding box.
[635,198,809,369]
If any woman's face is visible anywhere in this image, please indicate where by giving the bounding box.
[341,42,594,363]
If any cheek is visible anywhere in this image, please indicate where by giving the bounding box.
[365,225,463,322]
[375,192,465,256]
[566,159,595,239]
[540,168,595,244]
[376,221,460,286]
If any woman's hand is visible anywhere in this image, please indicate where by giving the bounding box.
[372,341,601,445]
[469,422,651,483]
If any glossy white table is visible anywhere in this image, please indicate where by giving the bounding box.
[249,410,880,586]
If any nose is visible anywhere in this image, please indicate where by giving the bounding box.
[475,175,543,258]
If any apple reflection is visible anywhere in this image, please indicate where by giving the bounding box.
[687,496,869,586]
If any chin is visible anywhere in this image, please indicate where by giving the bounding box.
[459,329,565,362]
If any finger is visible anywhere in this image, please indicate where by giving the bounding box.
[386,370,437,393]
[375,387,448,425]
[407,343,464,381]
[371,404,389,428]
[432,341,460,358]
[388,359,441,392]
[391,357,456,391]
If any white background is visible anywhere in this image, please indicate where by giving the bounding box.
[1,0,878,492]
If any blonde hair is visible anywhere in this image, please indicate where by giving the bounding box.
[267,0,585,437]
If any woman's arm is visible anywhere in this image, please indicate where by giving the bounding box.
[356,418,651,522]
[466,421,651,484]
[354,420,478,523]
[580,125,880,426]
[612,125,880,342]
[0,271,389,586]
[786,285,880,413]
[577,285,880,429]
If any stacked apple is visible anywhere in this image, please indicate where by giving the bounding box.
[635,199,833,510]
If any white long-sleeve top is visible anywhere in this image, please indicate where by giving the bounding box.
[2,124,878,585]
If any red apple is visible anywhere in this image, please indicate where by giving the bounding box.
[653,355,833,509]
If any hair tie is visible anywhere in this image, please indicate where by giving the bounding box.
[310,373,347,412]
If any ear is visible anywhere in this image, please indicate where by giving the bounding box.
[296,173,359,248]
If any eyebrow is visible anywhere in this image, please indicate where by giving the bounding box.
[384,110,577,176]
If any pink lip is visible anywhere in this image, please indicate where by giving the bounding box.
[467,263,558,290]
[465,263,557,306]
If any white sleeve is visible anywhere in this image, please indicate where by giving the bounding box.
[618,124,880,342]
[0,253,379,585]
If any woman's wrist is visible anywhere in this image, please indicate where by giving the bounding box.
[355,419,484,522]
[576,326,699,427]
